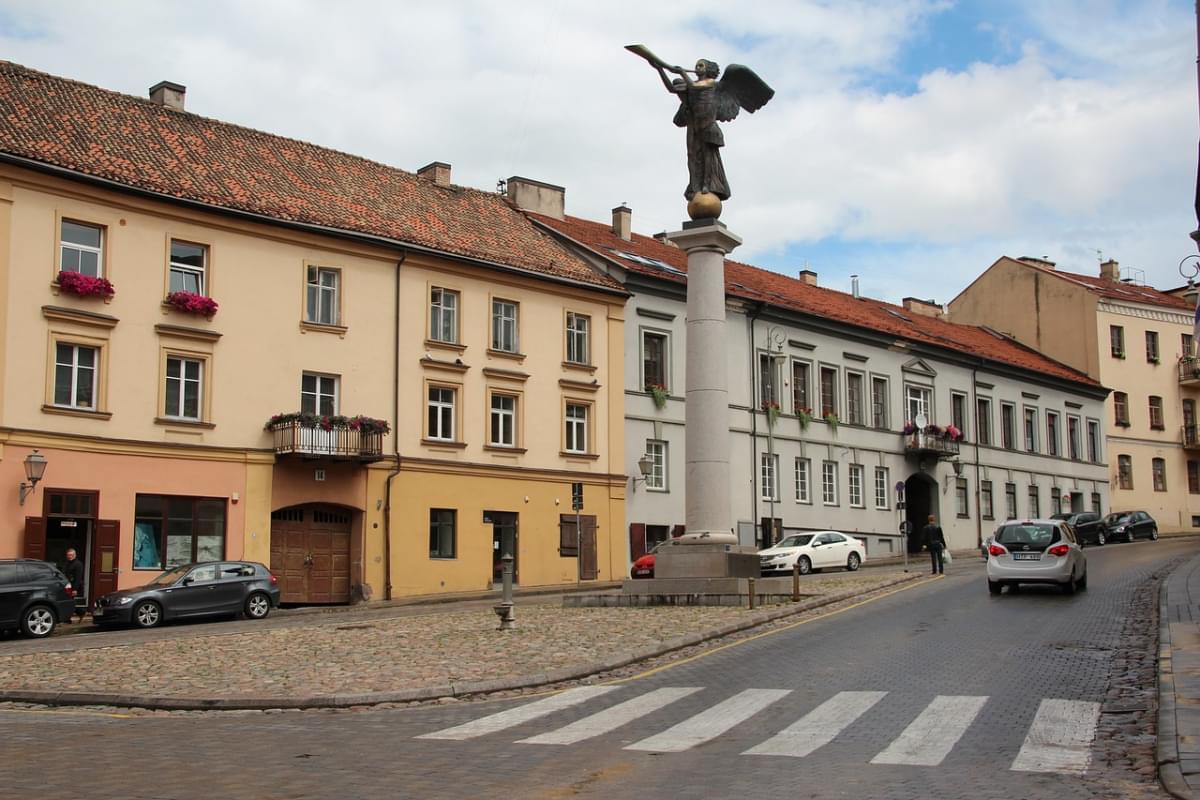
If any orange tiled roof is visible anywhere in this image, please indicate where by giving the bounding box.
[0,62,622,293]
[532,212,1102,389]
[1014,259,1192,310]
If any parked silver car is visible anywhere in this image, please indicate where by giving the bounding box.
[986,519,1087,595]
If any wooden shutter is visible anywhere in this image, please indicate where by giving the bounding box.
[558,515,578,557]
[580,516,598,580]
[23,517,46,560]
[92,519,120,597]
[629,523,647,560]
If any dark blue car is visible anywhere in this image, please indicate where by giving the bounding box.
[93,561,280,628]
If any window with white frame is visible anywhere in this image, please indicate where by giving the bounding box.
[822,461,838,505]
[846,372,865,425]
[792,361,810,414]
[566,312,590,364]
[976,397,992,445]
[1091,492,1103,513]
[951,392,968,438]
[1001,403,1016,449]
[1153,457,1167,491]
[1023,407,1039,453]
[305,266,339,326]
[645,439,667,491]
[1067,415,1081,460]
[1046,411,1060,456]
[491,299,518,353]
[874,466,889,509]
[1087,420,1100,461]
[565,403,589,453]
[427,386,456,441]
[1050,486,1062,514]
[981,480,994,519]
[168,240,207,295]
[761,454,779,501]
[1005,482,1017,520]
[760,353,782,406]
[301,373,338,416]
[1118,454,1133,489]
[489,393,516,447]
[1149,396,1165,430]
[430,287,459,343]
[795,458,811,503]
[820,367,838,418]
[1027,484,1040,518]
[871,376,888,429]
[643,330,669,391]
[956,478,969,517]
[60,219,103,277]
[905,384,931,424]
[53,342,97,409]
[848,464,864,507]
[164,356,203,420]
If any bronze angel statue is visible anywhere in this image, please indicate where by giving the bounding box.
[628,45,774,213]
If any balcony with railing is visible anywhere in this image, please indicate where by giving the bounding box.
[1183,424,1200,451]
[267,414,387,462]
[1179,357,1200,385]
[903,429,961,459]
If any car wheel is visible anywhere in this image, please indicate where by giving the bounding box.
[1151,527,1159,541]
[245,592,271,620]
[1064,572,1078,595]
[1096,531,1106,546]
[20,605,56,638]
[133,600,162,629]
[846,552,861,572]
[1079,569,1088,591]
[988,580,1001,595]
[797,556,812,576]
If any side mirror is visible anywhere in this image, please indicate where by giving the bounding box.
[181,577,194,586]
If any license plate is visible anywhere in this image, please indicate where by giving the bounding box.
[634,569,651,576]
[1012,553,1041,561]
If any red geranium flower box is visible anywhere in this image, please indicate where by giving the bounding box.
[165,291,219,319]
[57,270,115,299]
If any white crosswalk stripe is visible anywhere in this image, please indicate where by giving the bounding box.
[624,688,792,753]
[1010,699,1101,775]
[516,687,703,745]
[870,695,989,766]
[744,691,889,758]
[415,685,619,740]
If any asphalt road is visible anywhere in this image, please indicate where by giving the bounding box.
[1,539,1194,800]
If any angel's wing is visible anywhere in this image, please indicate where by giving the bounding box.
[714,64,775,122]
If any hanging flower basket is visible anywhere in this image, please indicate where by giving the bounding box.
[646,383,669,410]
[762,399,781,427]
[945,424,964,442]
[824,412,839,432]
[265,412,390,436]
[797,406,813,432]
[902,421,917,435]
[165,291,219,319]
[57,270,114,299]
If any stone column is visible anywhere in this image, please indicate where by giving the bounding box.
[666,220,742,544]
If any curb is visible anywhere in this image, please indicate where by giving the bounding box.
[0,572,927,712]
[1160,564,1196,800]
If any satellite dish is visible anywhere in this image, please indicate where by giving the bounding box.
[915,412,928,429]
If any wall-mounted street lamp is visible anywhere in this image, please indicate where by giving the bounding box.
[631,453,655,489]
[18,450,48,506]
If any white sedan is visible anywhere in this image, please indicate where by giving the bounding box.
[759,531,865,575]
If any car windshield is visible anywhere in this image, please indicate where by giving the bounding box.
[1104,513,1131,526]
[995,523,1060,547]
[778,534,814,548]
[145,565,191,586]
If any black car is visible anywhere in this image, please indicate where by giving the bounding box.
[1051,512,1106,546]
[0,559,77,638]
[93,561,280,629]
[1102,511,1159,543]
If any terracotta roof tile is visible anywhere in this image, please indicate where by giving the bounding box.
[1017,260,1192,310]
[0,62,622,293]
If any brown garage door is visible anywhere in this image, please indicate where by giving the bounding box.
[270,505,352,604]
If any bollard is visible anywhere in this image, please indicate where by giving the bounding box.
[748,577,756,611]
[493,552,515,630]
[792,562,800,602]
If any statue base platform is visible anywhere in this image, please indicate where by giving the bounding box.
[654,542,759,579]
[565,576,816,608]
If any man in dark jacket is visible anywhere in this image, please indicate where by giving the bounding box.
[923,515,947,575]
[62,548,85,622]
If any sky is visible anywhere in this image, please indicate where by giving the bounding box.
[0,0,1196,305]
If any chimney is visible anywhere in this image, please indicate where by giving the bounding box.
[148,81,186,111]
[902,297,944,318]
[1100,259,1120,282]
[851,274,860,299]
[417,161,452,187]
[611,205,632,241]
[1018,255,1056,270]
[652,232,678,248]
[504,176,565,220]
[798,269,818,286]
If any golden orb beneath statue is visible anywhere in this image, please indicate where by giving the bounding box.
[687,192,723,220]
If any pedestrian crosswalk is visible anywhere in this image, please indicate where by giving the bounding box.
[416,686,1102,775]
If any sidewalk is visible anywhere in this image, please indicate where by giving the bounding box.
[1160,553,1200,798]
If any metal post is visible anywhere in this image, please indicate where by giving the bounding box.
[575,509,582,586]
[494,552,515,630]
[748,577,756,610]
[792,563,800,602]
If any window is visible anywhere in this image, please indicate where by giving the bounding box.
[643,330,669,391]
[848,464,864,507]
[1087,420,1100,462]
[1117,454,1133,489]
[1149,396,1164,430]
[1050,487,1062,515]
[305,266,339,326]
[951,392,968,439]
[133,495,225,569]
[795,458,811,503]
[874,466,889,509]
[1113,392,1130,426]
[759,353,781,406]
[645,440,667,491]
[491,299,518,353]
[1027,485,1040,518]
[871,377,888,429]
[976,398,992,446]
[792,361,810,414]
[168,240,207,295]
[1110,325,1125,358]
[820,367,838,418]
[427,386,456,441]
[956,478,969,518]
[1184,333,1195,358]
[981,481,994,519]
[1153,458,1167,492]
[1023,408,1038,453]
[430,287,458,343]
[489,393,516,447]
[1091,492,1102,513]
[1189,460,1200,494]
[846,373,865,425]
[1046,412,1060,456]
[429,509,456,559]
[822,461,838,505]
[60,219,103,277]
[1001,403,1016,449]
[1067,416,1081,460]
[906,385,931,425]
[1005,483,1017,520]
[53,343,97,409]
[301,373,337,416]
[761,454,779,501]
[164,356,203,420]
[1146,330,1160,363]
[565,403,588,453]
[566,312,590,364]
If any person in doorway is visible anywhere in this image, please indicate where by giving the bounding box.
[62,548,85,622]
[923,515,947,575]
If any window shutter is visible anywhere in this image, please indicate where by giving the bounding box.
[559,514,578,557]
[23,517,46,561]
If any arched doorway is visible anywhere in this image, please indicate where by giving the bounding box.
[270,504,353,604]
[904,472,939,553]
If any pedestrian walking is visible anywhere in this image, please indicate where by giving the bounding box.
[62,547,85,622]
[923,515,947,575]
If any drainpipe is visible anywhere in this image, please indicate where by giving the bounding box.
[381,250,407,600]
[747,303,765,545]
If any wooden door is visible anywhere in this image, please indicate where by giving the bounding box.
[92,520,119,599]
[23,517,46,561]
[270,505,351,604]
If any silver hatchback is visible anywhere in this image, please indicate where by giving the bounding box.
[986,519,1087,595]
